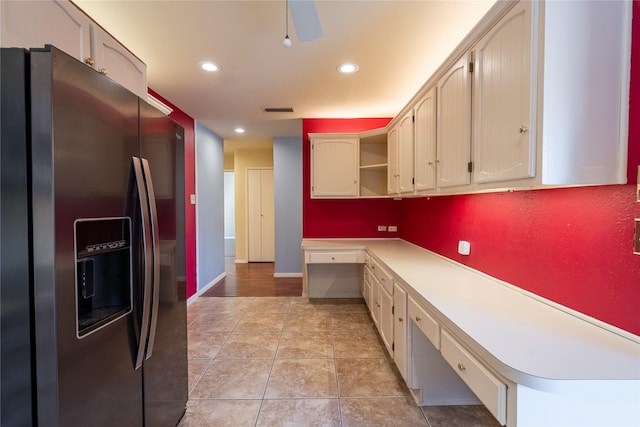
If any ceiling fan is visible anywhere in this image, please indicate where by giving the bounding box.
[284,0,323,47]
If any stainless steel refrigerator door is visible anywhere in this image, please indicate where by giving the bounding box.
[139,100,188,426]
[30,46,143,426]
[1,48,35,427]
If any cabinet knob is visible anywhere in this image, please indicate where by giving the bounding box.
[415,316,421,322]
[99,68,108,76]
[457,363,466,372]
[331,257,335,261]
[518,125,528,134]
[428,161,434,166]
[84,57,95,66]
[398,317,403,322]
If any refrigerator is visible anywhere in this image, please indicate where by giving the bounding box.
[1,45,188,426]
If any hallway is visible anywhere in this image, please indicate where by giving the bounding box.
[201,258,302,297]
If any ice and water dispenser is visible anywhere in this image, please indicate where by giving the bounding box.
[75,218,132,337]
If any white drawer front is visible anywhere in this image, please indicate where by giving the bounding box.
[441,330,507,425]
[371,259,394,294]
[307,251,360,264]
[408,295,440,349]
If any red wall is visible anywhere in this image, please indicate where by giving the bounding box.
[302,4,640,336]
[148,89,197,298]
[302,118,400,238]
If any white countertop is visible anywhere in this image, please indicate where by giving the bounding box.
[302,238,640,390]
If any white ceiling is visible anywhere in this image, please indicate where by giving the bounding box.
[73,0,495,141]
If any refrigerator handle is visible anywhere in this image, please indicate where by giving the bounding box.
[132,157,153,370]
[141,158,160,360]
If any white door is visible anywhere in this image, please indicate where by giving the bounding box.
[311,138,359,197]
[387,126,399,195]
[473,1,533,184]
[414,87,437,192]
[393,283,408,381]
[1,0,91,62]
[437,52,472,188]
[397,112,415,194]
[247,168,274,262]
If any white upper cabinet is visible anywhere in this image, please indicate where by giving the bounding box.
[472,1,534,185]
[387,126,399,195]
[310,136,359,198]
[1,0,91,63]
[436,52,472,189]
[1,0,148,98]
[414,87,437,192]
[388,112,415,195]
[91,25,148,98]
[539,0,630,186]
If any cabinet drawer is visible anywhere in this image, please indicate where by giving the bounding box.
[441,330,506,425]
[371,259,394,294]
[408,295,440,349]
[306,250,362,264]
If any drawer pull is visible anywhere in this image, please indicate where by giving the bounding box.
[415,316,422,322]
[331,257,335,261]
[457,362,466,372]
[84,57,95,66]
[99,68,108,76]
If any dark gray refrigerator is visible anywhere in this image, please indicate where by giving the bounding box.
[1,46,188,426]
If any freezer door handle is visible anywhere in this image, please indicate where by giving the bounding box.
[132,157,153,370]
[141,158,160,360]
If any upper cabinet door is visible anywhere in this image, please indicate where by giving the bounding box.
[414,87,437,192]
[473,1,533,184]
[397,112,415,194]
[436,52,472,188]
[311,137,359,198]
[91,26,148,98]
[1,0,91,64]
[387,127,399,195]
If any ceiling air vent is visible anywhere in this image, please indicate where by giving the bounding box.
[262,107,294,113]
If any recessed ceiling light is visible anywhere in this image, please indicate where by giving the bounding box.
[337,62,359,74]
[234,127,245,134]
[200,61,221,72]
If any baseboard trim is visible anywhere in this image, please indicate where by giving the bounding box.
[235,259,248,264]
[273,272,303,278]
[187,272,226,305]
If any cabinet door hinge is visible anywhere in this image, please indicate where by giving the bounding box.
[468,161,473,173]
[412,177,415,185]
[392,305,395,315]
[412,115,415,123]
[469,62,474,73]
[392,342,395,351]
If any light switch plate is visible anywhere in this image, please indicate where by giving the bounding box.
[190,194,196,205]
[634,219,640,255]
[388,225,398,232]
[377,225,387,232]
[458,240,471,256]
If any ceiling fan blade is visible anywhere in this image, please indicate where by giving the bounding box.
[289,0,323,42]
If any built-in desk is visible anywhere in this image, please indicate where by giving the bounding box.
[302,238,640,427]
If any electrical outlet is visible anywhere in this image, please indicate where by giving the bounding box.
[458,240,471,256]
[377,225,387,232]
[634,219,640,254]
[388,225,398,232]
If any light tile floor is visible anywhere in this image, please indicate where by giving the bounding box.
[180,296,500,427]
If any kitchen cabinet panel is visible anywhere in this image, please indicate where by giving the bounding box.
[414,87,437,192]
[473,1,534,184]
[436,52,472,189]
